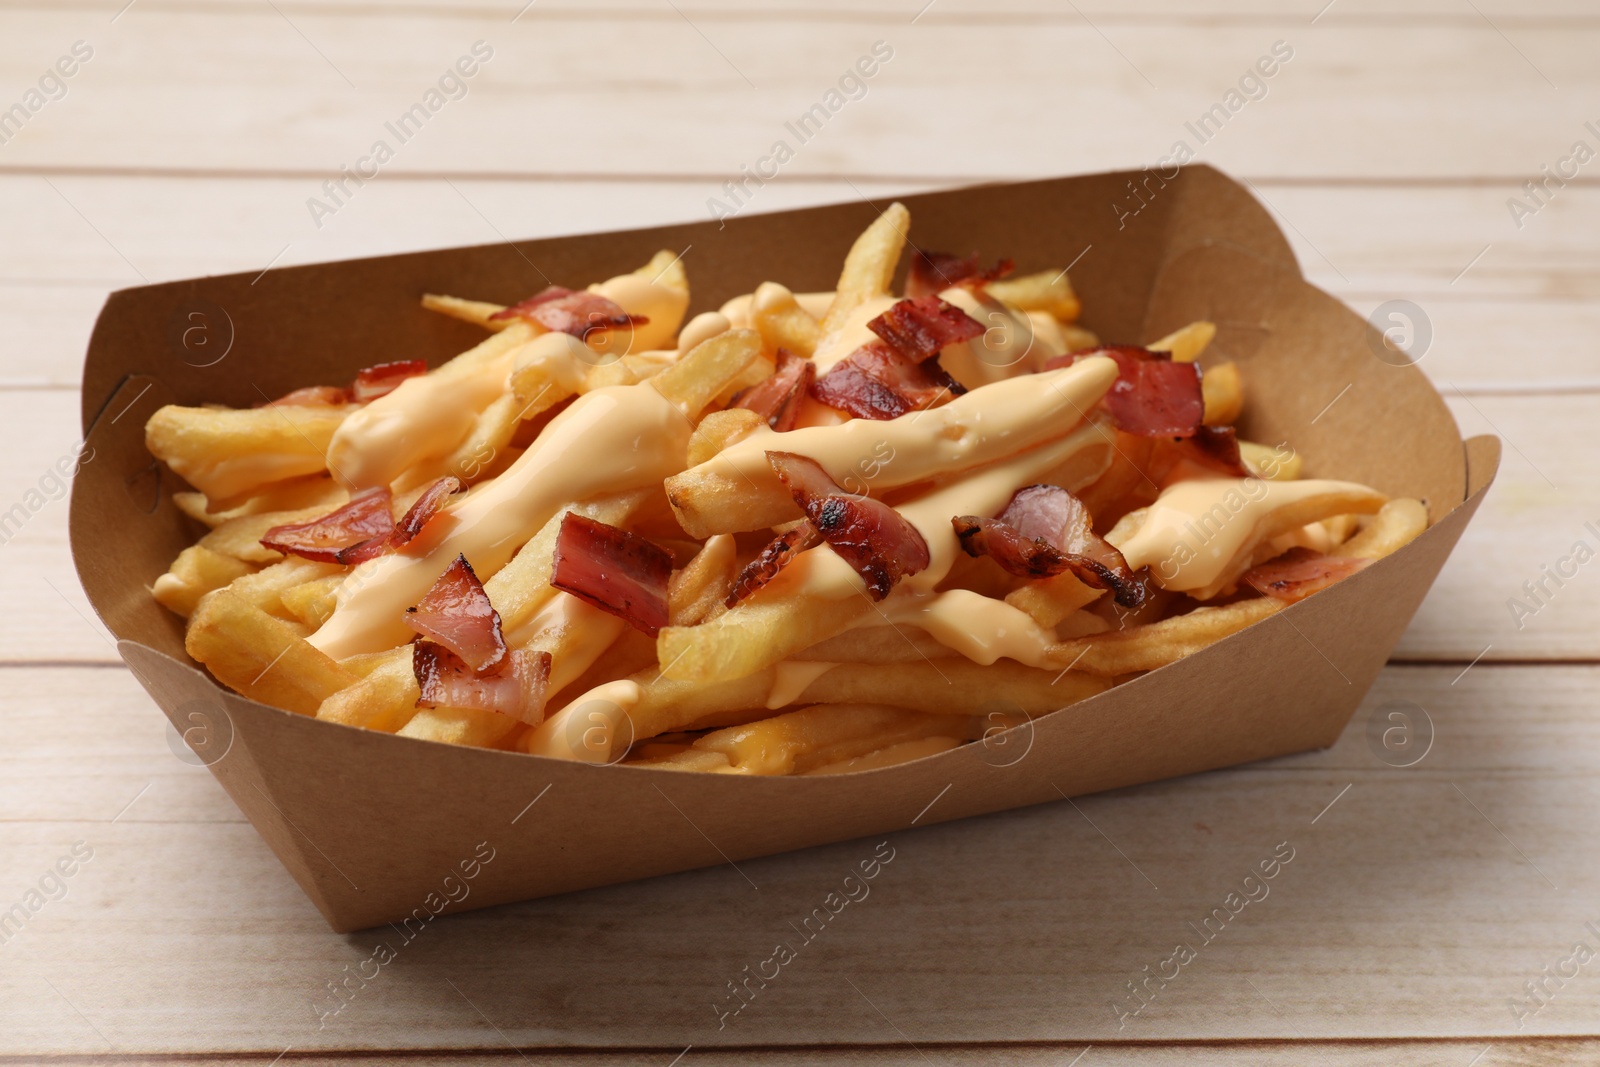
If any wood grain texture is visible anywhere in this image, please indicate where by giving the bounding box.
[1,664,1596,1056]
[2,0,1595,1060]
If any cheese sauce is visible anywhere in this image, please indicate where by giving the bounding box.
[694,355,1119,501]
[1111,476,1382,594]
[308,382,693,657]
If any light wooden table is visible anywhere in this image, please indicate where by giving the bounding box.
[3,1,1597,1063]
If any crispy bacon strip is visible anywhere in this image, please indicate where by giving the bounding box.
[351,360,428,404]
[731,349,816,432]
[1242,547,1371,604]
[405,554,507,673]
[1046,345,1204,438]
[260,487,394,564]
[550,513,673,636]
[953,484,1146,608]
[264,385,350,407]
[811,341,967,420]
[394,475,464,544]
[725,522,824,608]
[1172,425,1251,478]
[488,286,646,340]
[905,251,1014,299]
[413,643,552,724]
[766,451,929,600]
[867,295,985,362]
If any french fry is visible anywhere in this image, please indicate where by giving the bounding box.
[636,248,689,297]
[649,328,763,419]
[986,269,1082,323]
[1058,323,1100,351]
[686,409,763,467]
[1201,361,1243,425]
[146,403,348,501]
[1339,498,1427,559]
[279,573,345,631]
[693,703,972,775]
[187,588,359,714]
[666,364,1118,538]
[804,735,964,775]
[627,748,736,773]
[657,594,871,684]
[1240,440,1302,481]
[668,534,737,627]
[1004,572,1104,629]
[197,501,345,564]
[1148,320,1217,363]
[151,545,255,618]
[421,293,510,331]
[173,475,343,529]
[1048,597,1283,676]
[821,202,909,333]
[223,558,342,619]
[794,625,957,663]
[751,281,823,357]
[317,647,421,732]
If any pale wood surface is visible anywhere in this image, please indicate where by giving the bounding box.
[2,0,1596,1063]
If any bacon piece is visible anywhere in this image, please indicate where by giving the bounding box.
[413,643,552,724]
[731,349,816,432]
[488,286,646,340]
[725,522,824,608]
[1046,345,1204,438]
[351,360,428,404]
[811,341,966,420]
[405,554,506,674]
[1171,425,1252,478]
[952,484,1146,608]
[1242,547,1371,604]
[766,451,930,600]
[905,251,1014,299]
[867,295,985,361]
[550,513,673,636]
[264,385,350,407]
[260,487,394,564]
[394,475,464,545]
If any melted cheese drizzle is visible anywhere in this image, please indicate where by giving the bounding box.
[766,660,838,709]
[589,272,690,353]
[880,589,1059,669]
[326,325,532,490]
[509,593,626,696]
[1111,476,1381,593]
[527,679,642,764]
[308,383,692,657]
[696,355,1118,500]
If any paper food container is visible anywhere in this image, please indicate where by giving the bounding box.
[70,165,1499,932]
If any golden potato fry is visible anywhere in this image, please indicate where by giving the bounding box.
[685,408,763,467]
[657,594,871,684]
[627,748,736,773]
[795,625,958,664]
[650,328,763,419]
[279,573,344,631]
[1057,323,1100,352]
[1339,498,1428,559]
[1048,597,1283,677]
[173,475,343,529]
[317,647,421,732]
[1201,361,1243,426]
[804,735,965,775]
[751,281,823,357]
[421,293,510,331]
[151,545,255,618]
[1148,320,1217,363]
[822,202,909,332]
[637,248,689,295]
[1004,572,1104,629]
[694,703,971,775]
[668,534,737,627]
[147,403,348,501]
[187,589,359,714]
[985,269,1082,323]
[1239,440,1302,481]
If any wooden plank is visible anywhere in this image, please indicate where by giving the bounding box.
[0,662,1595,1054]
[6,177,1599,386]
[0,14,1591,180]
